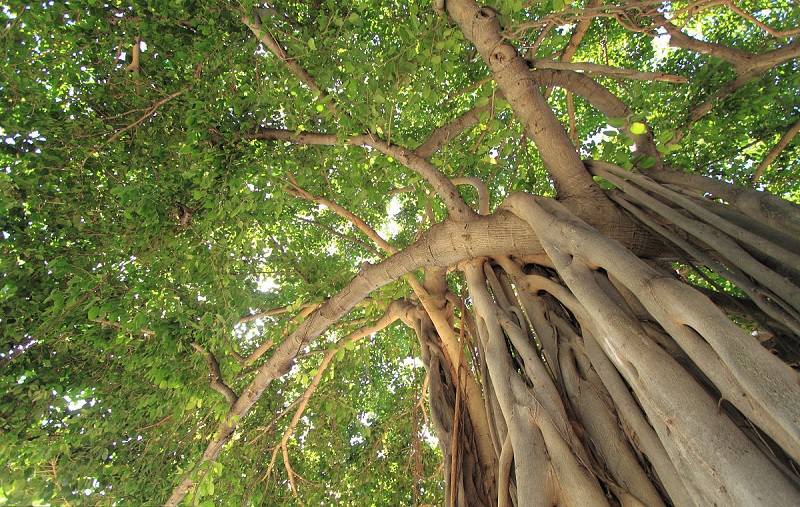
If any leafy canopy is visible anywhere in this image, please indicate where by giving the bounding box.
[0,0,798,505]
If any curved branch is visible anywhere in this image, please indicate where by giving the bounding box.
[190,342,239,407]
[451,177,490,215]
[247,128,473,219]
[529,69,661,164]
[652,12,756,72]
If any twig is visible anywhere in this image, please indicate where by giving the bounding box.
[105,88,187,145]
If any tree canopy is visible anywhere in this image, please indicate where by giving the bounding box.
[1,0,799,505]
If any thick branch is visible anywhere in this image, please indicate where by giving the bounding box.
[447,0,600,200]
[164,211,545,506]
[529,69,661,164]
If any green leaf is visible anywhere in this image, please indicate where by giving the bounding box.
[630,122,647,135]
[88,307,102,321]
[607,118,625,128]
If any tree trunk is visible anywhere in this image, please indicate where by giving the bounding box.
[415,175,800,506]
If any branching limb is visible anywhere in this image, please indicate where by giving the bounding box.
[282,173,397,253]
[529,68,662,171]
[447,0,600,200]
[261,300,412,485]
[164,211,547,506]
[105,88,188,145]
[240,304,319,366]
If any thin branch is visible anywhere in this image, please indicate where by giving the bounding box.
[190,342,239,406]
[241,11,335,115]
[242,304,320,366]
[261,301,410,485]
[246,128,472,219]
[415,101,494,159]
[282,175,397,254]
[752,118,800,184]
[528,58,688,83]
[238,302,316,324]
[106,88,187,145]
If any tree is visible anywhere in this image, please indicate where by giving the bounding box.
[1,0,799,505]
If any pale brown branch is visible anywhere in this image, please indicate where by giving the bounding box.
[451,177,490,215]
[643,167,800,236]
[264,302,411,486]
[529,69,661,164]
[281,442,304,505]
[247,128,472,219]
[566,91,578,147]
[124,36,141,74]
[282,177,397,254]
[242,11,334,114]
[556,0,603,62]
[447,0,600,200]
[540,0,602,99]
[238,302,316,324]
[752,118,800,184]
[190,342,239,406]
[241,304,320,366]
[415,101,494,159]
[724,1,800,38]
[528,58,688,83]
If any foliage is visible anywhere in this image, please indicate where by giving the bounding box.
[1,0,798,505]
